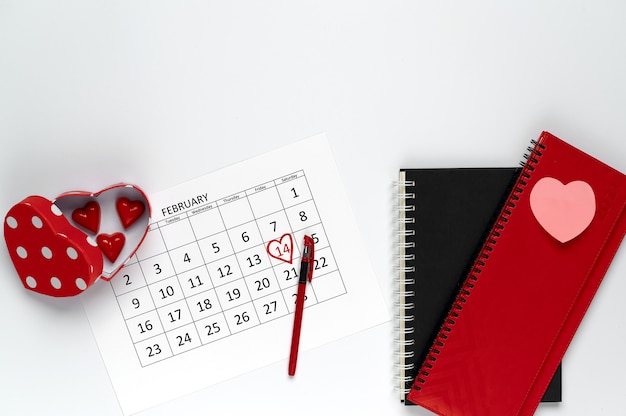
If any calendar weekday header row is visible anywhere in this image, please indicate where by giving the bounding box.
[158,170,306,222]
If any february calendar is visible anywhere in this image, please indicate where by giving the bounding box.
[82,134,389,415]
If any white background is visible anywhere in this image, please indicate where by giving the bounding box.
[1,1,625,415]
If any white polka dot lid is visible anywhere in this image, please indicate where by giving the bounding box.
[16,246,28,259]
[50,204,63,216]
[5,195,104,297]
[41,246,53,259]
[67,247,78,260]
[31,216,43,228]
[50,277,62,289]
[75,278,87,291]
[6,216,18,229]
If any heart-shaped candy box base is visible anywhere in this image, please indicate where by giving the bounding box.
[4,184,151,297]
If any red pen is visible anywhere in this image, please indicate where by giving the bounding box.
[288,235,314,376]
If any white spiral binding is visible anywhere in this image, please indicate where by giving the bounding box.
[395,174,416,398]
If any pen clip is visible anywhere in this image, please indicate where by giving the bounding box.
[302,235,315,283]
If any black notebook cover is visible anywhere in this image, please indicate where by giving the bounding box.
[398,168,561,404]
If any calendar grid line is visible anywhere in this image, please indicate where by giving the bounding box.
[306,195,347,297]
[249,177,293,325]
[180,209,225,346]
[149,226,177,358]
[238,194,268,325]
[115,293,149,365]
[129,227,173,363]
[213,198,244,336]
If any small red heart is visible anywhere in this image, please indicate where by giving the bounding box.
[97,232,126,263]
[71,201,100,233]
[116,197,146,229]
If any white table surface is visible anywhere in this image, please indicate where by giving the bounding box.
[1,1,625,415]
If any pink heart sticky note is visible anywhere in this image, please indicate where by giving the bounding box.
[529,177,596,243]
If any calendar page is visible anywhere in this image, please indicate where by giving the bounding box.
[82,134,389,415]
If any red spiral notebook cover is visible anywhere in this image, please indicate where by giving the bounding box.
[406,132,626,416]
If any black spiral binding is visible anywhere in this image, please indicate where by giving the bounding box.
[411,139,546,392]
[396,173,417,398]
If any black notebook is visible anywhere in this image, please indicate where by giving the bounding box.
[397,168,561,404]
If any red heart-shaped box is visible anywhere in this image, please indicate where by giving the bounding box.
[4,184,151,297]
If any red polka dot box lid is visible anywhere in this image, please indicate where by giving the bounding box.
[4,184,151,297]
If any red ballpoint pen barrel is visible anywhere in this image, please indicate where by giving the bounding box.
[288,235,314,376]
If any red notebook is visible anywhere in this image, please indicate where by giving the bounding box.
[406,132,626,415]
